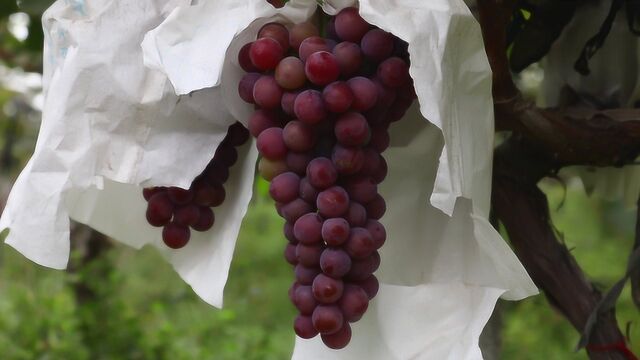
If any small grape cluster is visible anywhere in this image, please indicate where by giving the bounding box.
[238,7,415,349]
[143,122,250,249]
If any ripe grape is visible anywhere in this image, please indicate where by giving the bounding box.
[344,227,375,259]
[321,323,352,349]
[294,90,327,124]
[281,91,299,116]
[295,264,321,285]
[306,157,338,189]
[280,198,313,223]
[283,121,316,152]
[275,56,306,89]
[238,43,258,72]
[258,22,290,52]
[146,192,173,227]
[249,37,284,71]
[299,177,319,204]
[269,172,300,203]
[293,213,323,245]
[377,57,410,88]
[173,205,200,226]
[344,176,377,203]
[356,275,379,299]
[248,109,280,137]
[286,152,312,177]
[285,243,298,265]
[256,127,287,159]
[305,51,340,86]
[322,81,354,113]
[294,315,319,339]
[320,248,352,278]
[334,112,370,147]
[253,75,283,109]
[192,207,215,232]
[290,22,319,51]
[365,193,386,220]
[347,76,378,111]
[162,222,191,249]
[294,285,318,315]
[334,7,370,43]
[316,186,350,218]
[361,29,395,62]
[167,187,194,205]
[321,218,350,246]
[296,243,324,267]
[299,36,331,62]
[345,202,367,227]
[238,72,260,103]
[312,305,344,335]
[333,41,363,76]
[339,285,369,322]
[366,219,386,249]
[312,274,344,303]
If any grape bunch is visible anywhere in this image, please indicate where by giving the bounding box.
[238,7,415,349]
[142,122,250,249]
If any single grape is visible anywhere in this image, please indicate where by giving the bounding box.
[258,22,290,52]
[294,315,319,339]
[361,29,394,62]
[286,152,312,175]
[306,157,338,189]
[146,192,174,227]
[294,285,318,315]
[267,0,285,8]
[173,205,200,227]
[322,81,354,113]
[334,7,370,43]
[275,56,306,89]
[312,274,344,304]
[333,41,363,77]
[299,177,319,204]
[238,43,258,72]
[238,72,261,104]
[338,285,369,322]
[281,198,313,223]
[321,323,352,349]
[312,305,344,335]
[334,112,370,147]
[284,222,298,243]
[294,89,327,124]
[344,176,377,203]
[283,121,316,152]
[281,91,299,116]
[332,145,365,175]
[285,243,298,265]
[296,243,324,267]
[192,207,215,232]
[249,37,284,71]
[347,76,378,111]
[289,282,301,302]
[253,75,283,109]
[305,51,340,86]
[372,155,388,184]
[317,186,350,218]
[143,186,165,201]
[369,127,390,153]
[225,122,250,146]
[360,148,382,176]
[167,187,194,205]
[269,172,300,203]
[321,218,350,246]
[320,248,352,278]
[366,219,386,249]
[377,57,410,88]
[299,36,331,62]
[356,275,379,299]
[258,157,288,181]
[256,127,287,160]
[345,254,377,281]
[248,109,280,138]
[162,222,191,249]
[290,22,319,51]
[295,264,321,285]
[365,193,386,220]
[213,145,238,167]
[345,202,367,227]
[344,227,375,259]
[293,213,323,245]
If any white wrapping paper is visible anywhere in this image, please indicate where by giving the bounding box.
[1,0,537,358]
[542,2,640,206]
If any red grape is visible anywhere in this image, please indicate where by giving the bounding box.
[334,7,370,43]
[249,37,284,71]
[305,51,340,86]
[162,222,190,249]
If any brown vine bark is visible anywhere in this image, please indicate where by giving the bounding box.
[478,0,640,358]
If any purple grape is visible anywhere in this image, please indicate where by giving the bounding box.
[360,148,382,177]
[299,36,331,62]
[286,152,312,175]
[305,51,340,86]
[377,57,410,88]
[204,160,230,184]
[142,187,165,201]
[225,122,250,146]
[167,187,194,205]
[370,127,390,153]
[294,285,318,315]
[248,109,280,138]
[321,323,352,349]
[334,7,370,43]
[269,172,300,203]
[344,176,377,203]
[345,202,367,227]
[294,89,327,124]
[339,285,369,322]
[258,22,290,52]
[238,43,258,72]
[281,198,313,223]
[332,145,365,175]
[366,219,386,249]
[256,127,287,160]
[312,305,344,335]
[347,77,378,111]
[299,177,319,204]
[290,22,320,51]
[317,186,350,218]
[238,72,261,104]
[294,315,319,339]
[285,243,298,265]
[306,157,338,189]
[295,264,321,285]
[333,41,363,77]
[173,204,200,227]
[361,29,394,62]
[356,275,379,299]
[146,192,174,227]
[344,227,375,259]
[284,222,298,243]
[321,218,350,246]
[296,243,324,267]
[345,254,377,281]
[275,56,306,89]
[312,274,344,304]
[192,207,215,232]
[333,125,369,155]
[320,248,352,278]
[213,145,238,167]
[293,213,323,245]
[253,75,283,109]
[283,121,316,152]
[365,193,386,220]
[281,91,299,116]
[249,37,284,71]
[162,222,190,249]
[322,81,354,113]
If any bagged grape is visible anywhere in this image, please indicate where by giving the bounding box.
[1,0,537,358]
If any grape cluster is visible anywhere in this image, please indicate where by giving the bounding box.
[239,7,415,349]
[142,122,250,249]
